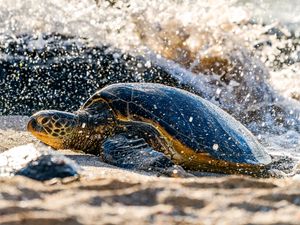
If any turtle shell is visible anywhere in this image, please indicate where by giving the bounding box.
[83,83,271,165]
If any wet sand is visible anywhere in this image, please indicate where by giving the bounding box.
[1,116,300,225]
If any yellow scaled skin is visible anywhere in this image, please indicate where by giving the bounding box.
[27,120,63,149]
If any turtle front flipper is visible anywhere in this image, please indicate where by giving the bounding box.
[101,134,193,178]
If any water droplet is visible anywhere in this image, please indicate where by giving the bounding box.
[212,144,219,150]
[145,61,151,68]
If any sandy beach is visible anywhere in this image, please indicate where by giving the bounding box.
[1,1,300,224]
[0,116,300,225]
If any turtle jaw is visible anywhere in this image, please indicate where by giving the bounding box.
[27,110,77,149]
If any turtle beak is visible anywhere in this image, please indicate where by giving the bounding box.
[27,116,45,134]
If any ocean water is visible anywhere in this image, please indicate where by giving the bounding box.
[0,0,299,171]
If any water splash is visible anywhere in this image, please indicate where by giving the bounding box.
[0,0,299,164]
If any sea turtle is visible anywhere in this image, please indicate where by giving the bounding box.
[27,83,274,177]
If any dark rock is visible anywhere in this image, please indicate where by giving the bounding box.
[0,33,183,115]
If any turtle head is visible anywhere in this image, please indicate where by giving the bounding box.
[28,104,116,152]
[27,110,78,149]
